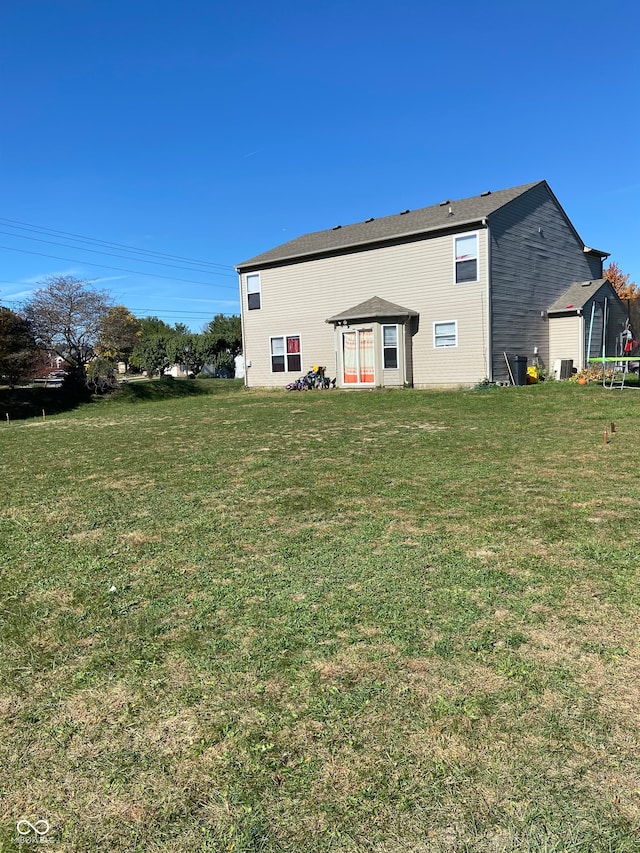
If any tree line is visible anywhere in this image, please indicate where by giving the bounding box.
[2,264,639,390]
[0,275,242,389]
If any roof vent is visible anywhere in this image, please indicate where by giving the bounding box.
[448,206,454,217]
[480,190,492,197]
[399,209,410,215]
[332,225,342,230]
[439,200,451,206]
[365,217,374,223]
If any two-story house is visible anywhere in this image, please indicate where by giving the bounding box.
[236,180,623,387]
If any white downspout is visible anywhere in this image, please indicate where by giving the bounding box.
[237,268,249,388]
[483,219,492,380]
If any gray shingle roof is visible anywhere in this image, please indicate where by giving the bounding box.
[237,180,544,269]
[326,296,419,324]
[547,279,617,314]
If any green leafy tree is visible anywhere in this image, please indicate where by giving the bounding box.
[204,349,235,375]
[138,316,177,337]
[132,317,195,376]
[0,308,41,388]
[203,314,242,357]
[131,334,172,377]
[86,357,117,394]
[23,276,112,386]
[166,333,209,376]
[96,306,143,372]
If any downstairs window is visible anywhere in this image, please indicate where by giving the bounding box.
[271,335,301,372]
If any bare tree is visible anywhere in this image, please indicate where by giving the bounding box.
[23,276,112,386]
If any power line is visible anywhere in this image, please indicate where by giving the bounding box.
[0,282,237,307]
[0,229,235,277]
[131,311,222,319]
[0,243,240,289]
[0,216,235,272]
[124,306,234,317]
[1,297,235,319]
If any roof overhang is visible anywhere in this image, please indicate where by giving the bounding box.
[547,279,622,316]
[583,246,610,259]
[237,217,488,272]
[326,296,419,325]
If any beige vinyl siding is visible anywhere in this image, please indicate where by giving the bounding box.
[548,316,583,369]
[381,369,403,386]
[241,229,489,387]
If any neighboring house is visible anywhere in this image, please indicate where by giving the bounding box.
[164,363,191,378]
[236,181,621,388]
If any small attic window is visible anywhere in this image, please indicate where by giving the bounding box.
[365,218,374,223]
[332,225,342,230]
[480,190,492,197]
[399,209,410,215]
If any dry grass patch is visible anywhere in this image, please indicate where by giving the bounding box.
[120,530,162,547]
[61,683,139,726]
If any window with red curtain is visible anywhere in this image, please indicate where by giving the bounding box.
[271,335,301,372]
[286,336,301,372]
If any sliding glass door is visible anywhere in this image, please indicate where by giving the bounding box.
[342,329,375,385]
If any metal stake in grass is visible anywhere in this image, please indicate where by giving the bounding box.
[503,352,516,385]
[611,421,616,433]
[603,427,609,445]
[5,413,9,425]
[42,409,46,422]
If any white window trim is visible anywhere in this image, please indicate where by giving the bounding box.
[433,320,458,349]
[269,334,302,373]
[453,231,479,285]
[382,323,399,370]
[246,272,261,310]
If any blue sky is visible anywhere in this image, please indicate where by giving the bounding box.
[1,0,638,330]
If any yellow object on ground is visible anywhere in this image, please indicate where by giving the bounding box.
[526,366,539,384]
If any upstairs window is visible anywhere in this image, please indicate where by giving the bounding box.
[455,234,478,283]
[271,335,301,372]
[382,324,399,369]
[247,273,261,310]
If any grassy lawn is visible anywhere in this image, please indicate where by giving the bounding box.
[1,380,639,851]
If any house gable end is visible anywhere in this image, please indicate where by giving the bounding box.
[488,182,610,381]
